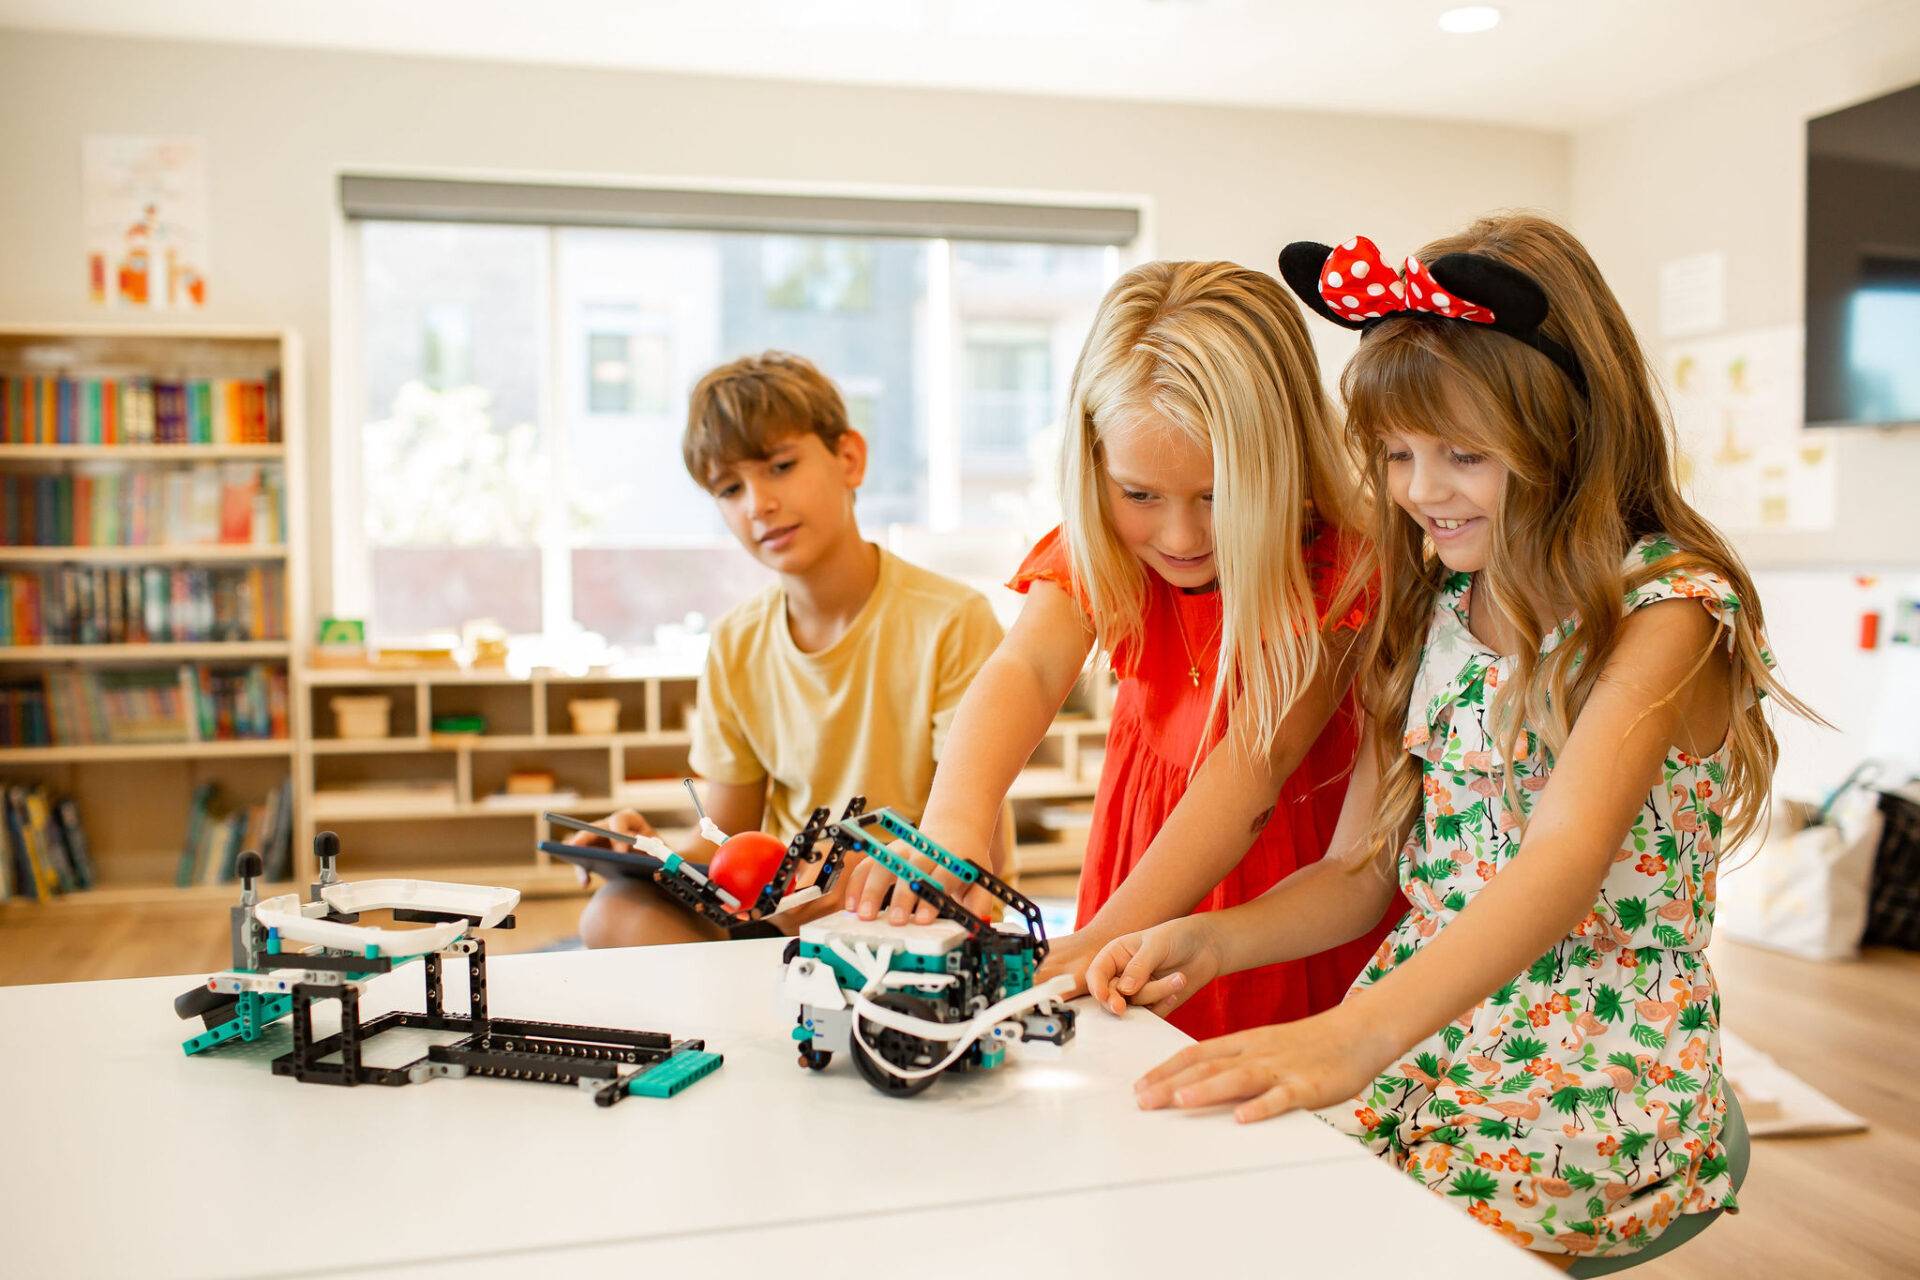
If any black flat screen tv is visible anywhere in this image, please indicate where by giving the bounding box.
[1805,81,1920,428]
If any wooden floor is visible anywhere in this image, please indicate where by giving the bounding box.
[2,899,1913,1276]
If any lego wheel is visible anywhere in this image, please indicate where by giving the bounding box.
[850,993,948,1098]
[797,1040,833,1070]
[173,983,238,1029]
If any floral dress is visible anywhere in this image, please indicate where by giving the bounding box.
[1319,538,1752,1261]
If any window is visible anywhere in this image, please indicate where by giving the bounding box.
[1846,256,1920,425]
[345,206,1123,649]
[761,238,875,312]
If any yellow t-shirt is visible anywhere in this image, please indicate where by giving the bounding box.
[689,547,1004,840]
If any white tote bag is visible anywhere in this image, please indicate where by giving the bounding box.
[1716,787,1884,961]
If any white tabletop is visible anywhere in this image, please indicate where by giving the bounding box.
[0,936,1552,1278]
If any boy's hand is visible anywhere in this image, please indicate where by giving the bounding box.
[563,809,658,885]
[1131,1003,1397,1124]
[1033,929,1103,999]
[1086,918,1222,1018]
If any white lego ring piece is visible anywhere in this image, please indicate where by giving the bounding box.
[253,879,518,957]
[319,878,519,927]
[848,975,1074,1083]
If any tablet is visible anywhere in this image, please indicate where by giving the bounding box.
[537,840,668,881]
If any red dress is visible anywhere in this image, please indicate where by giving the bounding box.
[1009,525,1402,1040]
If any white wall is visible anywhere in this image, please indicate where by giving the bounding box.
[1572,6,1920,796]
[0,28,1570,609]
[1571,4,1920,571]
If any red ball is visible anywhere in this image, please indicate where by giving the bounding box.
[707,831,788,904]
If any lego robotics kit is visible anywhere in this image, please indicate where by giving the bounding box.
[174,799,1075,1105]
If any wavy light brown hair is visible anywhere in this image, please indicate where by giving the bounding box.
[683,350,850,489]
[1059,260,1364,760]
[1339,213,1816,869]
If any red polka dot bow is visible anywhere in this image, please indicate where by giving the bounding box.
[1277,235,1588,398]
[1317,236,1495,325]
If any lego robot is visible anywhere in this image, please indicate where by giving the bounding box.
[779,809,1076,1097]
[172,833,722,1106]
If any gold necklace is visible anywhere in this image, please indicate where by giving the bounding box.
[1172,592,1220,689]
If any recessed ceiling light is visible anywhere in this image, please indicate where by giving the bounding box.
[1438,6,1502,34]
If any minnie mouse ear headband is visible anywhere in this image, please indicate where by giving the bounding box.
[1278,236,1588,399]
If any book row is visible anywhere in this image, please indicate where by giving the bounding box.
[177,778,295,887]
[0,777,294,900]
[1,564,285,646]
[0,372,282,445]
[0,464,286,548]
[0,663,290,747]
[0,785,94,901]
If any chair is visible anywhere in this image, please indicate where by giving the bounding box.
[1566,1089,1751,1277]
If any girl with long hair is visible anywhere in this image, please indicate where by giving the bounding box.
[847,259,1397,1039]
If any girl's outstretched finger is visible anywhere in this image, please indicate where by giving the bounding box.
[1171,1063,1271,1110]
[1146,986,1195,1019]
[1233,1081,1300,1124]
[1136,1058,1231,1110]
[1135,1035,1238,1088]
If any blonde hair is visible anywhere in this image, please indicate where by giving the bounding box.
[1340,212,1818,869]
[683,350,850,488]
[1059,260,1363,759]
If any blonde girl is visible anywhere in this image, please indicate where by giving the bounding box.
[847,259,1398,1039]
[1090,214,1812,1262]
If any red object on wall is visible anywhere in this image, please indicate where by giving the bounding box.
[1861,611,1881,651]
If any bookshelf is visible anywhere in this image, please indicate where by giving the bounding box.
[0,325,307,906]
[295,663,1113,895]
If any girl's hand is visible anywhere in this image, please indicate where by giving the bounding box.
[1132,1003,1398,1124]
[844,844,995,924]
[1086,918,1223,1018]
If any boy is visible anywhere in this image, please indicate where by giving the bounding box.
[576,351,1005,946]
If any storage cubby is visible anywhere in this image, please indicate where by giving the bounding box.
[468,746,615,807]
[314,682,422,742]
[655,676,700,737]
[427,680,535,738]
[541,679,648,738]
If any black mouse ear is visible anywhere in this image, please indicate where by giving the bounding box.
[1279,241,1367,332]
[1425,253,1550,337]
[1426,252,1588,398]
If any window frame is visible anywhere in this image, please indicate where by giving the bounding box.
[329,174,1149,636]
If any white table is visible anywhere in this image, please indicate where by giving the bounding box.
[0,938,1551,1277]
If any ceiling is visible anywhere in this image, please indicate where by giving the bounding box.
[0,0,1910,131]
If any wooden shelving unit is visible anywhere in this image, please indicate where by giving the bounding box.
[297,662,1114,894]
[0,325,307,909]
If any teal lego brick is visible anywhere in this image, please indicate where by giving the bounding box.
[625,1049,724,1098]
[181,993,292,1056]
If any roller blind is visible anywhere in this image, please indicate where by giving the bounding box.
[340,175,1140,246]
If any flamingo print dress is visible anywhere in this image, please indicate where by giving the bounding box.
[1320,538,1745,1260]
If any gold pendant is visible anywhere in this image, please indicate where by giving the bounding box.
[1189,666,1200,688]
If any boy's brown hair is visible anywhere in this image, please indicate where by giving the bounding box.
[682,351,851,489]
